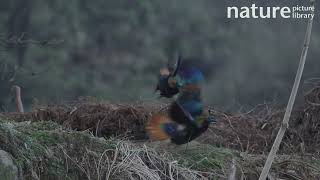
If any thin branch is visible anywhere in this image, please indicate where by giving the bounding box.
[227,158,237,180]
[259,1,315,180]
[12,85,24,113]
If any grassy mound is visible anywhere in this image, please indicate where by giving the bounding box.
[1,85,320,179]
[0,118,319,179]
[0,118,230,179]
[2,100,160,140]
[4,96,320,155]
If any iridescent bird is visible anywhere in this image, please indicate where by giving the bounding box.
[147,55,216,144]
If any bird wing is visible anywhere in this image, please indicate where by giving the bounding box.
[173,65,205,124]
[174,66,205,88]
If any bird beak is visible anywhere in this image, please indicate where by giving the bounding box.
[172,53,182,76]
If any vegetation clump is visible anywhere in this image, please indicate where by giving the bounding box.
[0,96,320,179]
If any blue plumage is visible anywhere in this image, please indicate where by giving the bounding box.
[147,55,217,144]
[162,123,178,137]
[177,99,203,117]
[175,66,205,88]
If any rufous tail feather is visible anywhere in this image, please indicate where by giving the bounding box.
[146,114,172,140]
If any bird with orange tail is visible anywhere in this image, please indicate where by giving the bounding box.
[146,55,216,145]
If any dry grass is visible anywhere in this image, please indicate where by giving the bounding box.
[202,94,320,155]
[0,119,228,179]
[0,117,318,179]
[1,86,320,179]
[2,99,163,140]
[2,87,320,155]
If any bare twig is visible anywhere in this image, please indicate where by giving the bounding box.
[227,158,237,180]
[259,1,315,179]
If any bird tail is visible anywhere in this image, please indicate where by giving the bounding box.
[146,113,177,141]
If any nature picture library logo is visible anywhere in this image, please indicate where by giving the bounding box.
[227,2,315,19]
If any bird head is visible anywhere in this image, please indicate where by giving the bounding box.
[155,54,182,98]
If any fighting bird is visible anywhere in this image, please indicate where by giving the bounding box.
[147,55,216,145]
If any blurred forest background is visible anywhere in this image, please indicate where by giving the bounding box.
[0,0,319,112]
